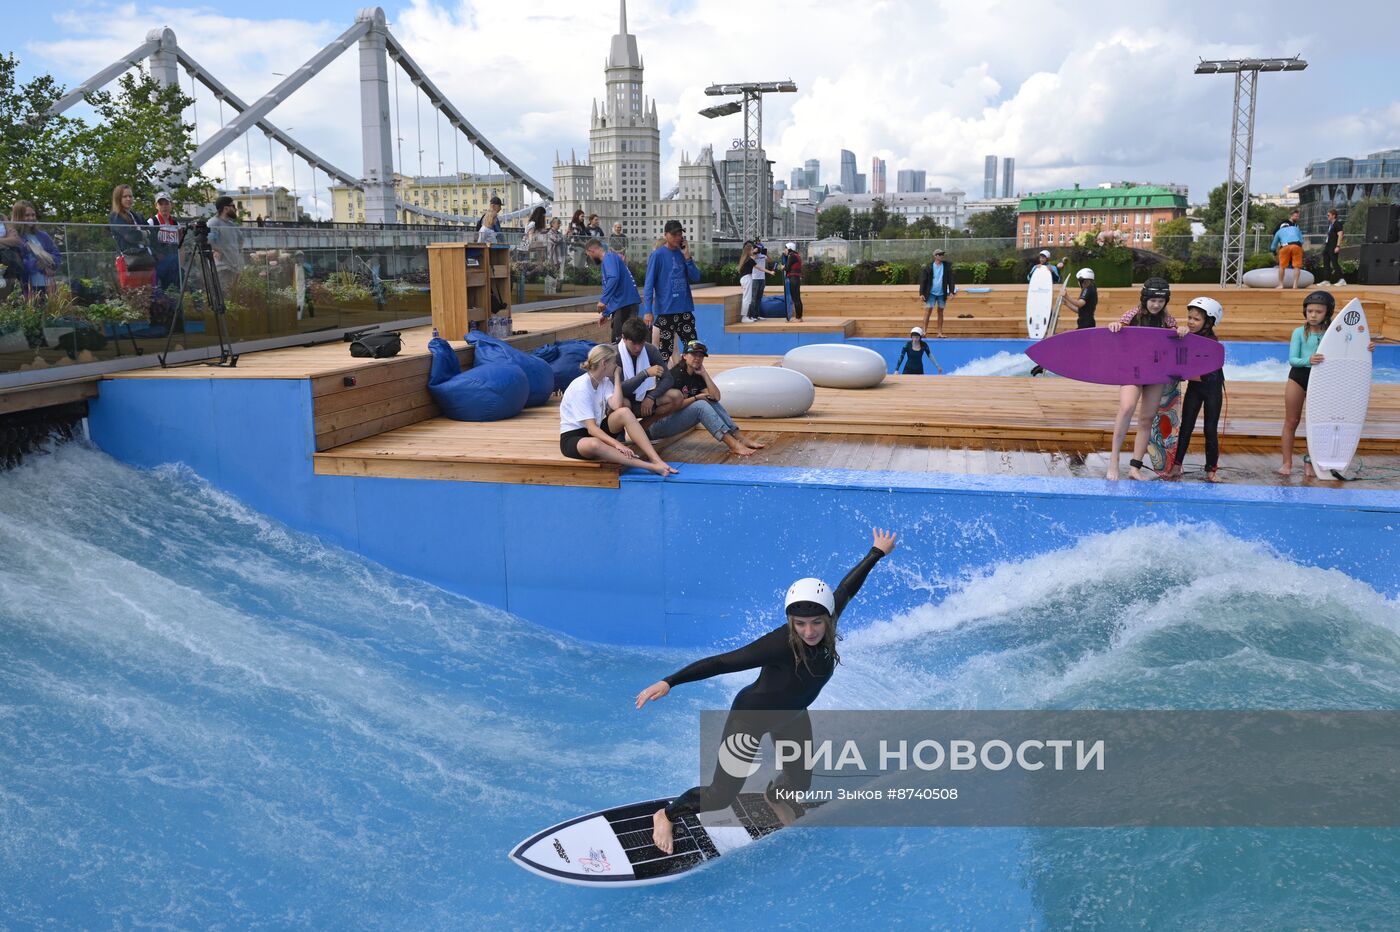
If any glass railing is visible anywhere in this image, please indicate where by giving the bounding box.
[0,220,621,387]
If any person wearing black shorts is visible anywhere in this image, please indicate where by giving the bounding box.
[557,343,676,476]
[1320,208,1345,284]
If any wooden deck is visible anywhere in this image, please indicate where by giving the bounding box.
[714,284,1400,341]
[313,355,1400,490]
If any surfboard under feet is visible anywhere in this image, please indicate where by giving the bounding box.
[508,792,801,887]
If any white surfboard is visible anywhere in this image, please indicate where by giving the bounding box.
[1026,265,1055,339]
[1306,299,1373,474]
[509,792,795,887]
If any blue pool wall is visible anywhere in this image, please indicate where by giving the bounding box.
[89,364,1400,648]
[687,300,1400,374]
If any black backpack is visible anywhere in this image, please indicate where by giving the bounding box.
[349,331,402,358]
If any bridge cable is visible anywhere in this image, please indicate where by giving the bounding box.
[415,82,423,176]
[218,98,229,186]
[393,63,404,177]
[188,69,200,147]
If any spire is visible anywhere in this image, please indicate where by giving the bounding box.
[608,0,641,69]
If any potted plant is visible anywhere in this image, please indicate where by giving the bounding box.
[39,284,81,348]
[0,290,42,351]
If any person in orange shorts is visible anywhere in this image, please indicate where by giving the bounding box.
[1271,210,1305,289]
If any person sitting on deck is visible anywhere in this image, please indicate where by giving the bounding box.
[617,316,678,422]
[558,343,677,476]
[645,340,766,456]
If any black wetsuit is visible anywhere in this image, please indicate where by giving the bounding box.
[663,547,886,819]
[1173,334,1224,472]
[1075,285,1098,329]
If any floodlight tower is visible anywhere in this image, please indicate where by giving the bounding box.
[700,80,797,240]
[1195,56,1307,286]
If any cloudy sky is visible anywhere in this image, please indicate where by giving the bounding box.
[10,0,1398,217]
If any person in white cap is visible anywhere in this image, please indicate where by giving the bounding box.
[1028,248,1065,284]
[780,241,804,321]
[146,191,184,291]
[637,527,897,852]
[896,326,942,375]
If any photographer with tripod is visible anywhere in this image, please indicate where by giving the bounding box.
[159,200,240,368]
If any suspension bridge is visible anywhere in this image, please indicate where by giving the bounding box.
[46,7,552,224]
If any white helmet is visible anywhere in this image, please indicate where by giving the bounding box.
[1039,249,1051,258]
[1186,296,1224,325]
[785,577,835,615]
[1075,268,1095,281]
[785,242,797,252]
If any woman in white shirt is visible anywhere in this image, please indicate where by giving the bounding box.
[558,344,678,476]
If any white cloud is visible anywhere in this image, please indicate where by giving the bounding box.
[20,0,1400,216]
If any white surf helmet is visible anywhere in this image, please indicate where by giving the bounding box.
[1039,249,1051,258]
[785,577,835,616]
[1186,296,1224,326]
[1075,268,1095,281]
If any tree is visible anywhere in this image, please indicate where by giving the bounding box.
[0,56,211,222]
[1344,197,1395,237]
[816,204,851,239]
[905,216,952,239]
[1153,216,1194,260]
[869,198,889,236]
[965,204,1017,239]
[849,209,874,240]
[879,212,908,238]
[1198,181,1294,236]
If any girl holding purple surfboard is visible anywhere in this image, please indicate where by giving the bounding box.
[1105,278,1189,481]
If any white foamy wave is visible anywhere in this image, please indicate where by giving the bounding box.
[950,351,1038,377]
[1224,360,1290,381]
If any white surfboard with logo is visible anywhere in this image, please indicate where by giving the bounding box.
[1026,265,1055,339]
[509,793,794,886]
[1306,298,1372,474]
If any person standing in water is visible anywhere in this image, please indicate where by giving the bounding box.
[636,528,898,854]
[895,327,942,374]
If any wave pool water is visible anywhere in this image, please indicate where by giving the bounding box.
[3,445,1399,928]
[950,351,1400,383]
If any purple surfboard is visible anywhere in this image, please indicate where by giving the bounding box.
[1025,328,1224,385]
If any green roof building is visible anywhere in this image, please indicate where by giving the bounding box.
[1016,184,1188,250]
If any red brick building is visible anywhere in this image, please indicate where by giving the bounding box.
[1017,184,1188,249]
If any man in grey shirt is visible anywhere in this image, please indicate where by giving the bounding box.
[206,195,244,298]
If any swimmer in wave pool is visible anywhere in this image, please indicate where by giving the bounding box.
[635,527,897,854]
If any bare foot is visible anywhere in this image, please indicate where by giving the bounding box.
[1162,464,1183,481]
[735,432,766,449]
[652,809,674,854]
[1106,467,1120,481]
[1303,464,1315,479]
[765,783,797,826]
[1204,468,1221,483]
[723,435,755,456]
[1276,462,1292,476]
[1128,466,1154,481]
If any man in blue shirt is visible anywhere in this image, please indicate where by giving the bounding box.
[643,219,701,362]
[586,238,641,342]
[1027,249,1064,283]
[916,248,958,338]
[1271,216,1305,289]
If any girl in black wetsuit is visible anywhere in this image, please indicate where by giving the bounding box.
[636,528,897,854]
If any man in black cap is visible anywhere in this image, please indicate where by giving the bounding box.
[643,219,701,363]
[645,339,766,455]
[207,195,244,296]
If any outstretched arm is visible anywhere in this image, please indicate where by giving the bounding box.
[832,527,897,618]
[636,633,780,708]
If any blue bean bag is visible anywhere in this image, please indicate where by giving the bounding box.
[533,339,599,392]
[428,337,528,421]
[467,331,555,407]
[759,294,788,318]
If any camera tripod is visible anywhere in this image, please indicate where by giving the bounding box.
[158,219,238,368]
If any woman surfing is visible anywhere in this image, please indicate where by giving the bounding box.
[635,528,898,853]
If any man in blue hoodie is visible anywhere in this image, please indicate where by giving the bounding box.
[587,238,641,342]
[644,219,702,362]
[1271,212,1305,289]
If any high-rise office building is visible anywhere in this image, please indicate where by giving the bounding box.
[854,173,867,195]
[791,168,806,190]
[804,158,820,189]
[1002,157,1016,198]
[896,169,926,193]
[840,150,857,193]
[984,155,998,199]
[871,157,887,194]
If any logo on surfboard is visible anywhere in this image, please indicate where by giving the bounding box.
[552,838,569,863]
[1344,310,1361,326]
[579,848,612,873]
